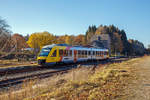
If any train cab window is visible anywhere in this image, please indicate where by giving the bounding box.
[59,49,63,57]
[39,48,51,57]
[51,50,56,57]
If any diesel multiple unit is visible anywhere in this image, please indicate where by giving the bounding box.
[37,44,109,65]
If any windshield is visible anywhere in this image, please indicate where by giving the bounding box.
[39,48,51,57]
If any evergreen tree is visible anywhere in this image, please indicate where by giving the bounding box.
[85,25,97,44]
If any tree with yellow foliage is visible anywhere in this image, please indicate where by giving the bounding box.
[65,35,75,45]
[27,31,56,54]
[74,34,85,46]
[56,35,66,44]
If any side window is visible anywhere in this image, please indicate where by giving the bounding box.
[85,51,87,55]
[102,51,104,56]
[66,50,69,56]
[98,51,99,56]
[82,51,84,57]
[93,51,95,55]
[51,50,56,57]
[64,50,69,56]
[78,50,81,58]
[69,50,72,56]
[96,51,98,56]
[88,51,91,55]
[64,50,66,56]
[100,51,103,56]
[59,49,63,56]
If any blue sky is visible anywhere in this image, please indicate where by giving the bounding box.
[0,0,150,47]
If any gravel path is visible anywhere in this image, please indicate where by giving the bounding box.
[127,56,150,100]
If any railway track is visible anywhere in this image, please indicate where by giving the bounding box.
[0,69,68,88]
[0,57,127,76]
[0,57,130,88]
[0,65,45,76]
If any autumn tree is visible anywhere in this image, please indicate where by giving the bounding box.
[65,35,75,45]
[112,32,123,54]
[74,34,85,45]
[27,31,56,54]
[56,35,67,44]
[12,33,29,52]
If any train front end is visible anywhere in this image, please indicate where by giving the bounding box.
[37,47,51,65]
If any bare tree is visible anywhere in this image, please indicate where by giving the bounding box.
[0,17,11,48]
[0,17,16,58]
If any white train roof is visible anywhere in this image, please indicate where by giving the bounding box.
[43,44,108,51]
[43,44,69,48]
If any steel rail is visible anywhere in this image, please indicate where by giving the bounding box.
[0,69,68,88]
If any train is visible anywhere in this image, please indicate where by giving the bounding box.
[37,44,109,65]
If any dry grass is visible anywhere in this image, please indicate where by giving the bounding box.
[0,57,143,100]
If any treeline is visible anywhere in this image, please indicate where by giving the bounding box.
[26,25,146,56]
[0,17,148,57]
[85,25,146,56]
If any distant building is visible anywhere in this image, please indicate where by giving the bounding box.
[90,34,111,55]
[21,48,34,51]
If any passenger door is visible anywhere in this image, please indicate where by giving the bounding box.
[46,48,58,63]
[74,50,77,62]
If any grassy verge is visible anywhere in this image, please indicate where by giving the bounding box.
[0,57,140,100]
